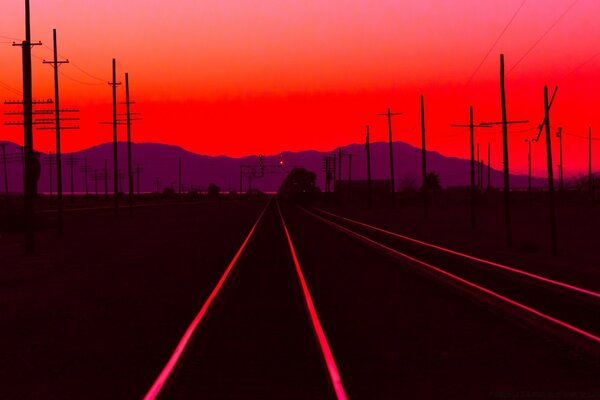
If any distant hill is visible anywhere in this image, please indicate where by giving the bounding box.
[0,140,549,193]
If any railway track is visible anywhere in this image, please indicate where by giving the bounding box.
[144,200,346,399]
[141,199,600,399]
[305,206,600,353]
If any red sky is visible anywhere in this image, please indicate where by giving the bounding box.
[1,0,600,177]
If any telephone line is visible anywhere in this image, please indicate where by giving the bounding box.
[466,0,527,85]
[508,0,580,75]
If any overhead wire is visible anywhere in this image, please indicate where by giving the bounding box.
[508,0,580,75]
[466,0,528,85]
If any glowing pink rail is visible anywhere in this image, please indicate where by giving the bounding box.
[315,207,600,300]
[143,201,270,400]
[277,202,348,400]
[305,208,600,345]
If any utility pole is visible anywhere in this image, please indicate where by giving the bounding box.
[500,53,511,247]
[123,72,134,216]
[366,125,372,209]
[14,0,42,254]
[421,95,428,219]
[41,28,71,234]
[451,106,490,230]
[478,54,528,246]
[544,86,558,256]
[377,107,402,207]
[557,127,564,194]
[110,59,120,217]
[1,143,8,201]
[154,177,160,193]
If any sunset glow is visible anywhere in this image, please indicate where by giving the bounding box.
[1,0,600,176]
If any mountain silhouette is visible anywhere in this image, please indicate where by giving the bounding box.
[1,140,550,193]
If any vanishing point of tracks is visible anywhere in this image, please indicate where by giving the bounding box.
[143,200,600,399]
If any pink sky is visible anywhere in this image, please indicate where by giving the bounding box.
[1,0,600,177]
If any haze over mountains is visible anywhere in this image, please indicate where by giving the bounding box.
[1,140,547,193]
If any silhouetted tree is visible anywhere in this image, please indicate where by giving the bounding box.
[208,183,221,199]
[422,172,441,192]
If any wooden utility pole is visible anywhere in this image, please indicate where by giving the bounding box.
[109,59,121,217]
[479,54,528,246]
[451,106,490,230]
[377,107,402,207]
[500,54,511,247]
[421,95,428,219]
[544,86,558,256]
[14,0,42,253]
[124,73,134,216]
[366,125,372,209]
[557,127,564,194]
[42,28,69,233]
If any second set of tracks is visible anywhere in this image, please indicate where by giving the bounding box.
[142,200,600,399]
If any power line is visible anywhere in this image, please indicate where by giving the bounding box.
[508,0,580,75]
[59,70,106,86]
[41,43,108,82]
[466,0,527,85]
[563,131,600,141]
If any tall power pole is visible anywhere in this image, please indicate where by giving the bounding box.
[366,125,372,209]
[420,95,428,219]
[500,54,511,247]
[451,107,490,230]
[109,59,121,217]
[41,29,70,233]
[557,127,564,194]
[14,0,42,254]
[544,86,558,256]
[124,73,134,216]
[479,55,528,245]
[377,107,402,207]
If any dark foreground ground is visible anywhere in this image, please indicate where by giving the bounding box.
[1,195,600,399]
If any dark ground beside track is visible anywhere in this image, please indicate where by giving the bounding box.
[0,199,267,399]
[281,202,600,399]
